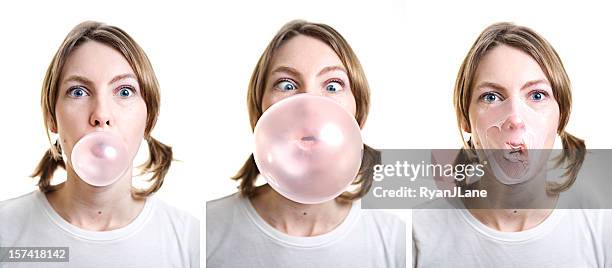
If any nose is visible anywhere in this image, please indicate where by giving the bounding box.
[502,99,525,131]
[300,82,323,96]
[89,98,113,128]
[503,114,525,130]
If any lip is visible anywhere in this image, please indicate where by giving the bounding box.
[301,136,317,142]
[78,129,118,141]
[296,135,318,150]
[502,141,528,163]
[505,141,525,150]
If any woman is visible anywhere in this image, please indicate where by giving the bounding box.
[412,22,611,267]
[207,20,406,267]
[0,21,199,267]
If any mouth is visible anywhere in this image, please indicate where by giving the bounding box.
[301,136,316,141]
[296,135,318,150]
[503,141,528,163]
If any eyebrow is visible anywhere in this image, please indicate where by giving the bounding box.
[62,73,137,86]
[317,65,347,76]
[270,66,301,78]
[270,65,347,78]
[521,79,550,90]
[109,73,137,84]
[476,79,551,92]
[62,75,93,87]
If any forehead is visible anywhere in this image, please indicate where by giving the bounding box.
[474,44,548,89]
[269,34,344,74]
[61,40,135,81]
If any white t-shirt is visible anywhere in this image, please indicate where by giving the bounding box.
[412,204,611,267]
[0,191,200,268]
[206,193,406,268]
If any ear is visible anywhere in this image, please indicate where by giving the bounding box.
[461,121,471,134]
[48,118,58,134]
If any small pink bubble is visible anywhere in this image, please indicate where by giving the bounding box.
[71,132,129,187]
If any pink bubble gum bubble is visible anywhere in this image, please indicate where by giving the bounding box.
[71,131,129,187]
[253,94,363,204]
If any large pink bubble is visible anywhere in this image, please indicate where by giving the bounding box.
[253,94,363,204]
[70,131,129,187]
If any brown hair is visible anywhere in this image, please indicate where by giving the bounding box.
[454,22,585,193]
[232,20,379,201]
[32,21,172,198]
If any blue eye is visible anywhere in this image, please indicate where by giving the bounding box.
[117,86,134,98]
[481,92,500,103]
[325,81,343,93]
[276,80,297,91]
[68,86,89,98]
[530,91,546,102]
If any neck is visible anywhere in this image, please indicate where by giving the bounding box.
[250,184,352,237]
[45,167,144,231]
[468,208,554,232]
[465,166,557,232]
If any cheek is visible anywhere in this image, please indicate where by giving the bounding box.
[542,105,560,146]
[55,101,82,132]
[341,92,357,118]
[261,89,292,112]
[54,102,88,157]
[328,95,357,125]
[261,91,276,112]
[118,101,148,156]
[467,107,485,146]
[324,87,357,119]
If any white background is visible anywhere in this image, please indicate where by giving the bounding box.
[1,0,611,265]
